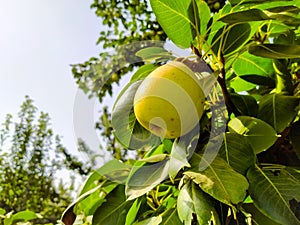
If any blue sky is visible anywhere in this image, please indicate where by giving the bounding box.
[0,1,104,158]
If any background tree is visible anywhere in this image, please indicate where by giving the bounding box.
[64,0,300,225]
[0,96,92,224]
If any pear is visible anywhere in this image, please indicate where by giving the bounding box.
[133,61,206,139]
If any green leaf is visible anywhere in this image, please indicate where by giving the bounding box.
[112,80,160,149]
[249,44,300,59]
[77,170,103,196]
[93,185,133,225]
[150,0,196,48]
[218,9,269,24]
[62,169,119,219]
[78,182,118,216]
[161,208,182,225]
[185,154,249,205]
[135,47,174,62]
[267,20,291,36]
[265,5,300,14]
[243,203,281,225]
[130,64,158,82]
[0,208,6,215]
[268,13,300,26]
[229,0,292,6]
[219,133,255,175]
[247,165,300,225]
[133,216,162,225]
[196,0,211,35]
[232,51,275,77]
[62,184,105,222]
[96,159,132,184]
[140,154,168,163]
[223,23,252,55]
[239,75,275,87]
[230,93,258,117]
[72,166,121,216]
[125,198,143,225]
[11,211,41,222]
[126,160,169,200]
[230,76,257,92]
[168,139,190,181]
[228,116,278,153]
[177,181,220,225]
[211,23,253,56]
[258,94,300,133]
[290,121,300,158]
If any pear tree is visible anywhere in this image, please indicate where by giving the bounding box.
[63,1,300,224]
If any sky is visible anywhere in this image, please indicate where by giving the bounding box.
[0,0,109,164]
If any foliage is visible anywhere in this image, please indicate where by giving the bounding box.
[73,0,226,159]
[0,209,42,225]
[64,0,300,225]
[0,96,91,224]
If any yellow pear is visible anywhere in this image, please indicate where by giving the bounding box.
[133,61,206,139]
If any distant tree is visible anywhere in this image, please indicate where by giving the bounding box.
[0,96,92,224]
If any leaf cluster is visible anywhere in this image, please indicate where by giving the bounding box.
[65,0,300,225]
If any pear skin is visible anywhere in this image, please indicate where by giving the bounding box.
[134,61,205,139]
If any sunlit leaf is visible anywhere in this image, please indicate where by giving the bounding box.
[196,0,211,35]
[125,198,143,225]
[247,165,300,225]
[150,0,196,48]
[135,47,174,62]
[185,154,249,205]
[228,116,278,153]
[130,64,158,82]
[230,76,257,92]
[233,51,275,77]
